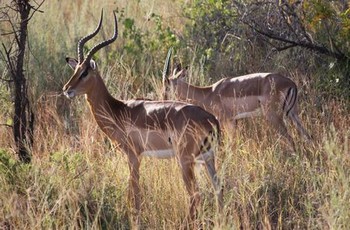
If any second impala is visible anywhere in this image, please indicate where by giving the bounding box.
[162,49,311,150]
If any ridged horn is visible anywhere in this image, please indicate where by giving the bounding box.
[77,9,104,63]
[85,11,118,63]
[162,48,172,81]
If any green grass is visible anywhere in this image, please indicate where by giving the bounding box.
[0,0,349,229]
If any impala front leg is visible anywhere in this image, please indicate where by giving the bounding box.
[127,152,141,227]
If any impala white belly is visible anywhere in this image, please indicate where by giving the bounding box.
[141,149,175,159]
[125,126,175,158]
[233,108,262,119]
[221,95,263,118]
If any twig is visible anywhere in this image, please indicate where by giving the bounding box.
[248,22,346,60]
[0,124,12,128]
[1,43,16,78]
[0,77,13,83]
[27,0,45,22]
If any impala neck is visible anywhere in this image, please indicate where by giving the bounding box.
[85,75,125,132]
[176,80,212,106]
[86,76,112,107]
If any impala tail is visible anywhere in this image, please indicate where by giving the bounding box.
[283,87,298,116]
[200,127,220,154]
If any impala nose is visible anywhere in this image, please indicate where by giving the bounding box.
[63,86,75,99]
[64,91,75,99]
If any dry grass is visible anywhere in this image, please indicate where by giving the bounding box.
[2,90,349,229]
[0,0,349,229]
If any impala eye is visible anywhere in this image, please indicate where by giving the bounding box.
[80,69,89,79]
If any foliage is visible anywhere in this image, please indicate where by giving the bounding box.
[183,0,350,99]
[120,10,179,55]
[301,0,350,99]
[183,0,241,76]
[184,0,237,54]
[115,8,180,91]
[0,149,20,185]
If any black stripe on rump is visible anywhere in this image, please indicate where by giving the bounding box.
[283,87,297,116]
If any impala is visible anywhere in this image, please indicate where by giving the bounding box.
[162,49,311,150]
[62,11,223,226]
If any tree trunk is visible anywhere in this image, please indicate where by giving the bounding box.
[14,0,34,163]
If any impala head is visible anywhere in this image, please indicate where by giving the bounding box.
[162,48,189,100]
[63,10,118,99]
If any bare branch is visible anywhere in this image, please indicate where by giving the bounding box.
[250,24,345,60]
[239,1,347,61]
[272,44,298,52]
[27,0,45,22]
[0,75,13,83]
[2,9,20,45]
[0,124,12,128]
[1,43,16,78]
[1,31,18,36]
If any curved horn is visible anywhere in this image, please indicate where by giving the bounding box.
[85,11,118,63]
[77,10,104,63]
[162,48,172,81]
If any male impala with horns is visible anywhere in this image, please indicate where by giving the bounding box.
[62,10,223,227]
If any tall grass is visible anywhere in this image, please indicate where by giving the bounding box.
[1,100,349,229]
[0,0,349,229]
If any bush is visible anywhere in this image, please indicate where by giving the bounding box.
[182,0,350,101]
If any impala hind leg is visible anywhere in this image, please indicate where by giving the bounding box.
[206,157,223,212]
[127,153,141,228]
[195,150,223,212]
[179,155,201,225]
[288,110,312,141]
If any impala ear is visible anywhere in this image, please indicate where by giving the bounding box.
[179,66,189,79]
[66,57,78,70]
[172,63,182,77]
[163,76,170,85]
[173,66,189,80]
[89,59,97,70]
[175,63,182,71]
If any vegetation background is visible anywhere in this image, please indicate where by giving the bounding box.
[0,0,349,229]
